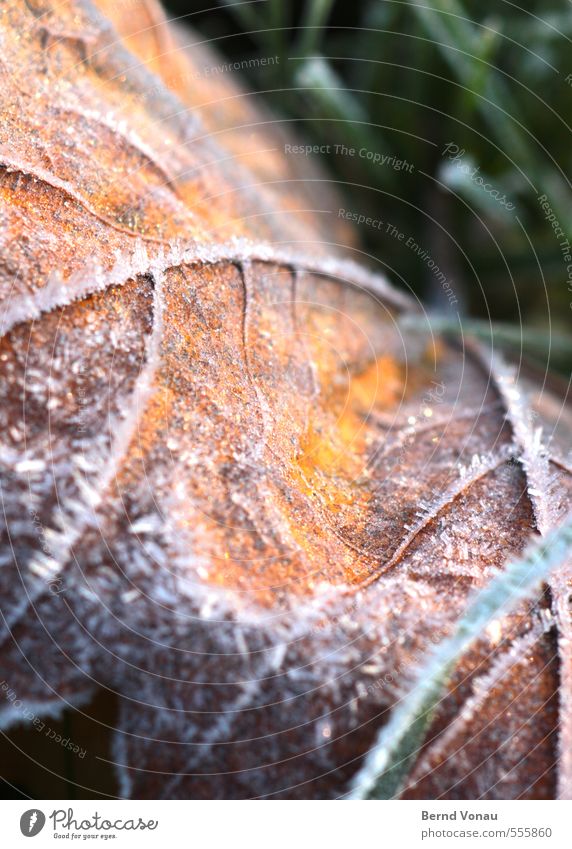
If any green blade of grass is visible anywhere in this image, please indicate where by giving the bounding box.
[297,0,336,56]
[399,313,572,367]
[410,0,531,164]
[266,0,289,64]
[219,0,261,32]
[439,154,519,223]
[410,0,572,232]
[349,513,572,800]
[294,56,398,181]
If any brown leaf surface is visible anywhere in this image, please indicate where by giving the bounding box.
[0,0,571,799]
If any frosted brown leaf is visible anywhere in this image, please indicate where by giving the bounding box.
[0,0,571,800]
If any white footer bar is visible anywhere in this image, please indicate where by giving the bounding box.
[2,799,569,848]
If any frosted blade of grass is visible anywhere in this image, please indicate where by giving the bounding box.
[266,0,288,63]
[399,313,572,367]
[297,0,336,56]
[349,514,572,800]
[461,18,501,114]
[411,0,529,162]
[295,56,371,125]
[410,0,572,230]
[508,11,572,44]
[439,156,518,223]
[294,57,396,175]
[219,1,286,81]
[219,0,261,32]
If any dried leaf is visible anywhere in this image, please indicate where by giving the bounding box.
[350,516,572,799]
[0,0,571,800]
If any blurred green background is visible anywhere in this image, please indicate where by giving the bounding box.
[162,0,572,374]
